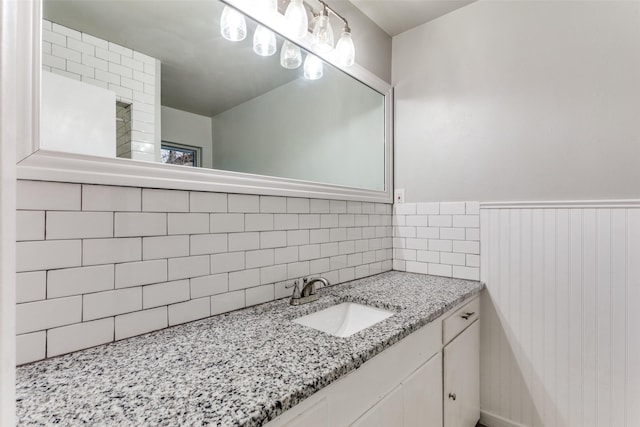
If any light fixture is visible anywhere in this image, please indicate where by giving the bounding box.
[311,6,334,54]
[280,40,302,69]
[284,0,308,40]
[253,25,277,56]
[335,26,355,67]
[220,6,246,42]
[303,54,323,80]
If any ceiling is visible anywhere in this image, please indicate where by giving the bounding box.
[348,0,476,36]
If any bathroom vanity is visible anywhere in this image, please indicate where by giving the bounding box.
[16,272,482,426]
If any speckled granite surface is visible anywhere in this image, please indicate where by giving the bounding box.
[16,272,483,426]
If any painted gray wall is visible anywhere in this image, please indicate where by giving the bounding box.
[332,0,392,83]
[211,75,385,191]
[161,106,213,169]
[393,1,640,202]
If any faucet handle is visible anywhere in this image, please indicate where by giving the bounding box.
[286,280,301,300]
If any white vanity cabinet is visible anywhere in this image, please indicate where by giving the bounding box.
[268,296,480,427]
[443,298,480,427]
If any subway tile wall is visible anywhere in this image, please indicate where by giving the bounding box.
[392,202,480,281]
[15,180,393,364]
[42,20,157,162]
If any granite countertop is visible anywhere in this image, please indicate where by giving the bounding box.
[16,271,483,426]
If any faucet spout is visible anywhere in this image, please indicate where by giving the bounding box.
[301,277,330,298]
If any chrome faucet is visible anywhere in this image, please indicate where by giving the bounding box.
[286,276,330,306]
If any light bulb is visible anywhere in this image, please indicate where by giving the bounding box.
[335,30,355,67]
[220,6,247,42]
[284,0,308,40]
[253,25,277,56]
[303,54,323,80]
[280,40,302,69]
[311,12,334,53]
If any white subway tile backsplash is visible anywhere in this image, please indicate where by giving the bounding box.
[16,332,46,365]
[17,240,82,272]
[168,213,209,235]
[115,307,167,340]
[406,238,428,250]
[310,199,330,213]
[16,271,46,303]
[452,266,480,280]
[229,269,260,291]
[42,28,66,46]
[210,252,245,274]
[466,228,480,241]
[329,228,347,242]
[287,230,309,246]
[190,274,228,298]
[260,264,287,285]
[299,244,321,261]
[428,263,452,277]
[47,318,114,357]
[260,196,287,213]
[228,232,260,252]
[310,229,330,244]
[416,203,439,215]
[320,214,339,228]
[439,252,466,266]
[82,32,108,49]
[339,267,355,282]
[406,215,429,227]
[47,211,113,240]
[168,298,210,326]
[83,238,141,265]
[16,296,82,334]
[287,261,309,279]
[114,212,166,237]
[347,201,362,214]
[439,202,466,215]
[228,194,259,213]
[83,287,141,321]
[48,265,114,298]
[143,280,190,309]
[416,227,439,239]
[428,215,452,227]
[453,215,480,228]
[190,192,227,212]
[115,259,167,288]
[339,214,355,227]
[245,214,273,232]
[339,240,355,255]
[168,255,210,281]
[274,214,299,230]
[439,228,466,241]
[246,249,274,269]
[287,198,309,213]
[143,235,189,260]
[16,211,45,241]
[428,239,453,252]
[52,22,81,39]
[211,291,245,315]
[142,189,189,212]
[299,214,320,229]
[452,240,480,254]
[320,242,339,258]
[466,254,480,267]
[52,44,81,62]
[260,231,287,249]
[394,204,416,215]
[210,213,244,233]
[245,284,274,306]
[330,200,347,213]
[190,234,227,255]
[17,181,81,211]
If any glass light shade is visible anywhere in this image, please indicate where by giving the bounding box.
[311,14,334,53]
[335,31,355,67]
[303,54,323,80]
[220,6,247,42]
[280,40,302,69]
[253,25,277,56]
[284,0,308,39]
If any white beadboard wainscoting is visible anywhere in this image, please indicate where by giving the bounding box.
[479,203,640,427]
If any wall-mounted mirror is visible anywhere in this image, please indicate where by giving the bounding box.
[39,0,389,193]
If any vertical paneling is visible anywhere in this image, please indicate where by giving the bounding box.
[480,206,639,427]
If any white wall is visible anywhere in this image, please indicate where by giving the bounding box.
[211,75,385,191]
[480,205,640,427]
[161,106,213,169]
[392,1,640,202]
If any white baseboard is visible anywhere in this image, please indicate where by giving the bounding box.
[480,410,528,427]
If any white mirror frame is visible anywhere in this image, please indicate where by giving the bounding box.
[17,0,393,203]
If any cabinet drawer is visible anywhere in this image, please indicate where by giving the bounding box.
[443,297,479,345]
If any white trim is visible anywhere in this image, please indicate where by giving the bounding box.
[480,410,528,427]
[22,0,393,203]
[480,199,640,209]
[18,150,392,202]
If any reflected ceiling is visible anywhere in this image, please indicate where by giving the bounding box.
[44,0,300,117]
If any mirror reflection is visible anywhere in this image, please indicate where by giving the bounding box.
[41,0,385,191]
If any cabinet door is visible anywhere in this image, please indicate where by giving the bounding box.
[351,386,403,427]
[444,320,480,427]
[403,353,443,427]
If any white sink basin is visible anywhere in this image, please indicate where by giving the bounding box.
[293,302,394,337]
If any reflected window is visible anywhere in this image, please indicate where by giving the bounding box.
[161,142,201,167]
